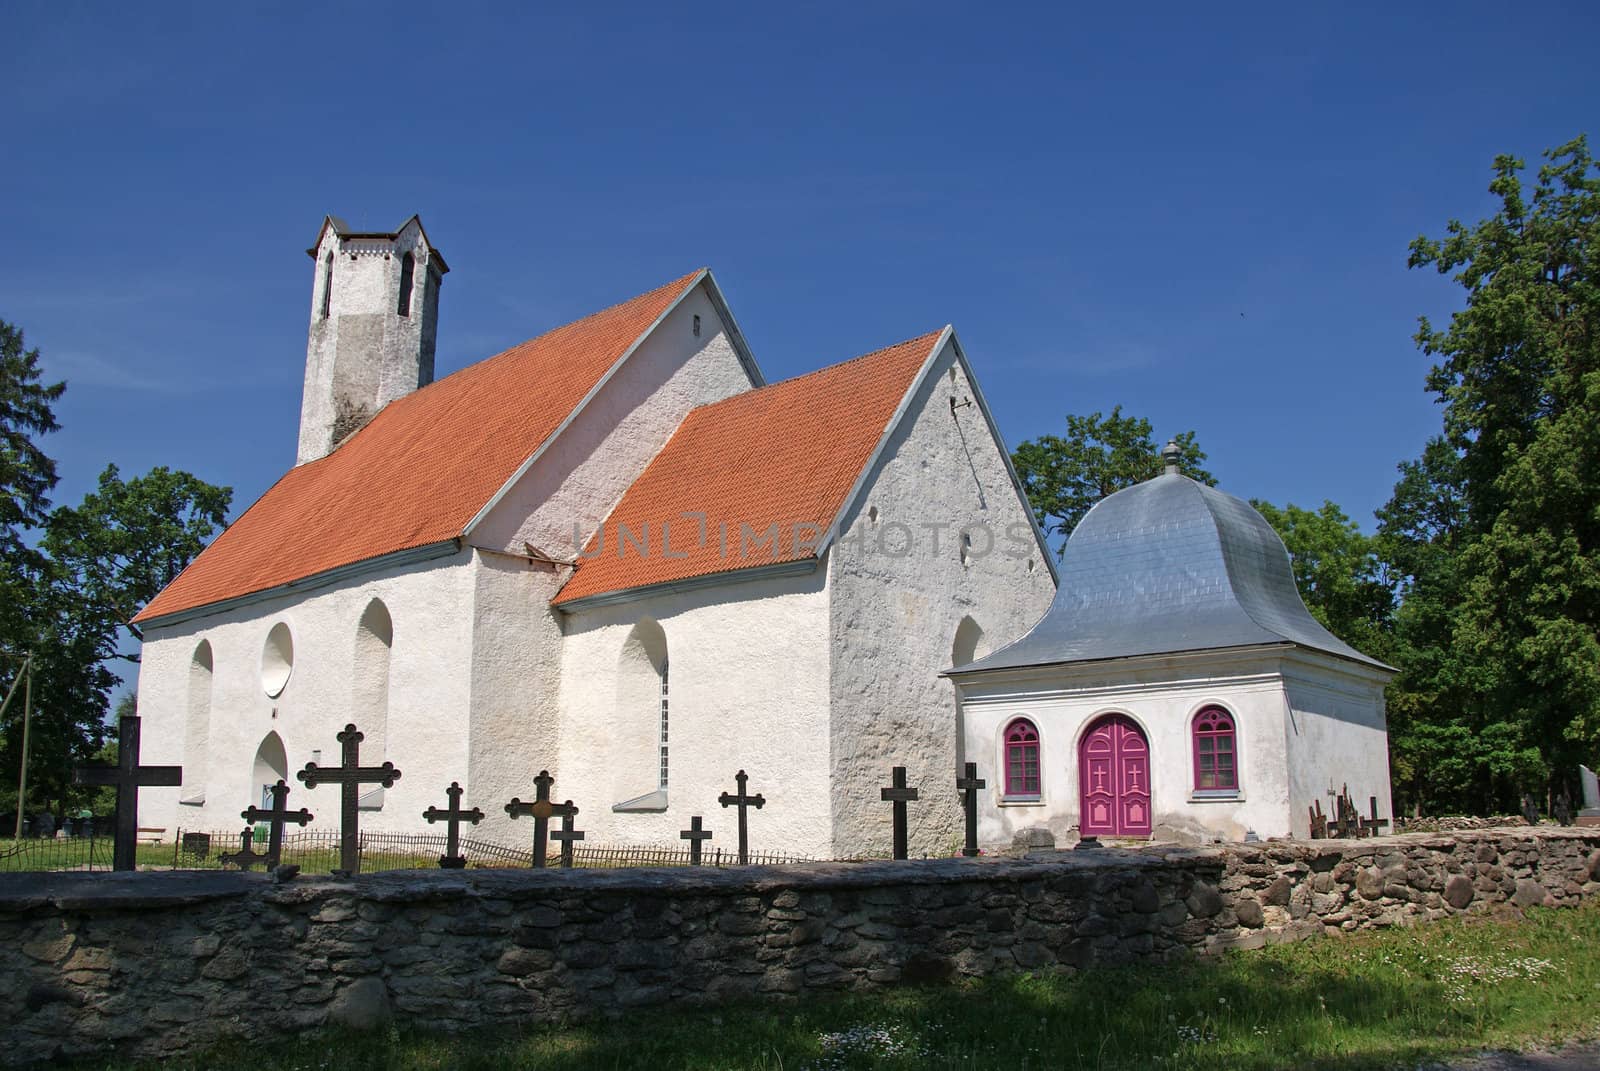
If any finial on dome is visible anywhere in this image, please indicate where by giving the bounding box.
[1162,438,1182,476]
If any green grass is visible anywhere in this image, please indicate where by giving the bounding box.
[75,902,1600,1071]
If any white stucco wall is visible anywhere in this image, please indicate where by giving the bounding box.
[956,648,1394,845]
[1282,653,1394,838]
[827,335,1056,858]
[470,282,756,561]
[133,548,475,840]
[556,566,834,858]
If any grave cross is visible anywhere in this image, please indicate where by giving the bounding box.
[1308,799,1328,839]
[505,769,559,868]
[242,779,313,870]
[71,715,182,871]
[295,723,401,876]
[423,781,484,869]
[220,827,269,871]
[718,769,765,865]
[1359,795,1390,837]
[880,765,920,860]
[956,762,986,858]
[548,801,584,868]
[680,816,713,865]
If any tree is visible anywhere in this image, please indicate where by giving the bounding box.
[1251,499,1395,660]
[0,319,231,816]
[1378,136,1600,814]
[1012,407,1213,553]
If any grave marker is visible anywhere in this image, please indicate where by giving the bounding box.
[718,770,765,865]
[295,723,401,875]
[549,801,583,868]
[71,715,182,871]
[680,816,712,865]
[880,765,919,860]
[242,779,313,869]
[956,762,986,858]
[505,770,558,868]
[423,781,484,869]
[220,827,269,871]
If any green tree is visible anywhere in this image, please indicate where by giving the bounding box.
[1379,136,1600,814]
[0,319,230,817]
[1252,500,1395,659]
[1012,406,1213,553]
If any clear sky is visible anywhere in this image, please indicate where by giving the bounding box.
[5,3,1598,539]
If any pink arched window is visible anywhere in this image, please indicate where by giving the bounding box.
[1193,707,1237,791]
[1004,718,1041,798]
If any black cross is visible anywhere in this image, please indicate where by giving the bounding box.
[242,779,312,870]
[880,765,919,860]
[1360,795,1391,837]
[220,827,269,871]
[956,762,986,858]
[548,800,584,868]
[423,781,484,869]
[296,723,401,875]
[680,815,713,865]
[72,715,182,872]
[505,769,558,868]
[718,769,765,865]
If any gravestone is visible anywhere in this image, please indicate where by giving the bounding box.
[680,816,712,865]
[220,827,269,871]
[1578,765,1600,827]
[548,801,583,868]
[956,763,985,858]
[505,770,559,868]
[423,781,483,868]
[718,770,764,865]
[296,723,400,876]
[880,766,919,860]
[71,715,182,870]
[242,780,313,870]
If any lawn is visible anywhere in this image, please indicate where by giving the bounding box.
[79,902,1600,1071]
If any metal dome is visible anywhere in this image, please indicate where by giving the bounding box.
[955,472,1390,673]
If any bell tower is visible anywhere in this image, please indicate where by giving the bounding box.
[297,215,448,465]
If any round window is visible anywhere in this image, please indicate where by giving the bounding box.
[261,622,295,698]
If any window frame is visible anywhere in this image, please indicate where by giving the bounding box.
[1002,717,1042,801]
[1191,705,1239,794]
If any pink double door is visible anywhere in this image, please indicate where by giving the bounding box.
[1078,714,1152,837]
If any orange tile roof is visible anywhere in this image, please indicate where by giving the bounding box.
[553,329,944,605]
[135,270,707,624]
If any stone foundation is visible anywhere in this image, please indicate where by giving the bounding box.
[3,828,1598,1067]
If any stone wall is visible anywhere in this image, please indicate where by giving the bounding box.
[3,828,1598,1067]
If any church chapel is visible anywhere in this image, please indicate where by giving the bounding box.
[132,214,1394,856]
[131,216,1057,858]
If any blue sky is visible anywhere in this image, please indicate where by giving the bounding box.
[5,2,1598,540]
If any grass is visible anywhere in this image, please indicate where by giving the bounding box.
[75,902,1600,1071]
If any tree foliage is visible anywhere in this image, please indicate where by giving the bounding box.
[0,318,230,818]
[1012,406,1213,553]
[1251,499,1395,661]
[1380,136,1600,814]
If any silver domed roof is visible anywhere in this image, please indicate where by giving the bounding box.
[957,472,1391,673]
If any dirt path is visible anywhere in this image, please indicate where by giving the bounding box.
[1425,1041,1600,1070]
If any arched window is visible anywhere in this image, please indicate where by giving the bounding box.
[354,599,394,760]
[181,641,213,804]
[397,251,415,316]
[321,252,334,318]
[1193,707,1238,791]
[1004,718,1041,798]
[614,618,669,810]
[658,654,669,790]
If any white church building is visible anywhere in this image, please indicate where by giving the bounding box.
[132,215,1394,857]
[131,215,1057,859]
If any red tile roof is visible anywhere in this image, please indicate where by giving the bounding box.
[135,270,707,624]
[553,329,944,605]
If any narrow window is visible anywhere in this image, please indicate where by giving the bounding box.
[397,251,415,316]
[321,253,334,318]
[658,655,670,789]
[1004,718,1041,797]
[1193,707,1238,791]
[692,313,701,337]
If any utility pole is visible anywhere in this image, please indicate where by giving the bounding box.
[1,653,33,840]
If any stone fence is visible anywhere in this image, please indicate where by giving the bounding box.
[3,828,1598,1067]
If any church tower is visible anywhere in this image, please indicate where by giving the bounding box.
[297,215,448,464]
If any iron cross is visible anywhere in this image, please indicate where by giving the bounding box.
[548,800,584,868]
[423,781,484,869]
[956,762,987,858]
[505,769,558,868]
[1360,795,1391,837]
[220,827,270,871]
[680,815,713,865]
[72,715,182,871]
[881,765,920,860]
[295,723,401,875]
[242,779,313,870]
[718,769,765,865]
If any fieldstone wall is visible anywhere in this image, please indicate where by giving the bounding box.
[3,828,1598,1067]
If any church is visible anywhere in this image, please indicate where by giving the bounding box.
[130,215,1056,859]
[131,215,1393,857]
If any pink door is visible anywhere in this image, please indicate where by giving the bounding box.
[1078,714,1152,837]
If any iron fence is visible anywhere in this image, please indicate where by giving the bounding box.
[0,832,117,872]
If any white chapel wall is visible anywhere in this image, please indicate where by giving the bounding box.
[1281,653,1394,838]
[827,336,1056,859]
[470,282,756,561]
[556,567,834,858]
[133,549,477,838]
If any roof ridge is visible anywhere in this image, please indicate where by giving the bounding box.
[688,327,944,413]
